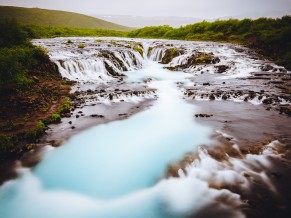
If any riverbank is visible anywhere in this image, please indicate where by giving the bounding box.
[0,20,73,172]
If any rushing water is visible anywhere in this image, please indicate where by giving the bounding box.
[0,59,213,218]
[2,37,287,218]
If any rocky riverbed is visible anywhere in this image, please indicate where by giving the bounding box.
[0,37,290,218]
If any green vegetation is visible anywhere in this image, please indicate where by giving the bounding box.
[161,48,182,64]
[22,25,128,38]
[0,19,71,154]
[0,19,48,85]
[133,46,144,57]
[78,43,85,49]
[128,16,291,70]
[0,6,132,31]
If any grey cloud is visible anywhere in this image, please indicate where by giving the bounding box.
[0,0,290,18]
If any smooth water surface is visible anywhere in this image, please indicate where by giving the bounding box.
[0,61,212,218]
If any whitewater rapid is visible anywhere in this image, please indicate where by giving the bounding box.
[0,37,288,218]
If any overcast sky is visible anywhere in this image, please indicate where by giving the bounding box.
[0,0,291,18]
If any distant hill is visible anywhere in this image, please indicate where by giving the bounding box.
[0,6,132,31]
[94,15,203,28]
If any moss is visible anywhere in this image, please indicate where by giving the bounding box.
[133,46,143,57]
[190,52,220,65]
[161,48,182,64]
[78,43,85,49]
[148,47,153,56]
[50,114,61,123]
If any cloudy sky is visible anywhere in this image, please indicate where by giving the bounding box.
[0,0,291,18]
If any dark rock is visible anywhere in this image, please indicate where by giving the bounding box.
[195,114,213,118]
[91,114,104,118]
[203,83,210,86]
[68,121,72,124]
[71,126,75,129]
[263,98,273,105]
[215,65,230,74]
[209,94,215,100]
[261,64,273,71]
[76,115,79,118]
[222,94,228,100]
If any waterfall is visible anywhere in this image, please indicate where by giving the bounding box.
[53,50,144,82]
[148,47,167,62]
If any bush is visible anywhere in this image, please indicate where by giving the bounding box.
[0,46,46,85]
[0,19,27,48]
[50,114,61,123]
[0,20,51,85]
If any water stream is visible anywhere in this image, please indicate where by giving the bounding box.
[0,59,213,218]
[1,37,286,218]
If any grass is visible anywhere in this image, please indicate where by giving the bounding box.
[22,25,128,38]
[0,19,72,155]
[0,6,132,31]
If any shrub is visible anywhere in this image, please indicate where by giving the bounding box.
[50,114,61,123]
[0,19,27,48]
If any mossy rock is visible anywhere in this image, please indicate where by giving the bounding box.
[78,43,85,49]
[161,48,184,64]
[133,46,143,57]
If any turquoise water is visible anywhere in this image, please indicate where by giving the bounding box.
[0,61,212,218]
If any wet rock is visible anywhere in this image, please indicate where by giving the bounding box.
[222,94,228,100]
[76,115,80,118]
[71,126,75,129]
[263,98,273,105]
[279,106,291,116]
[209,94,216,100]
[195,114,213,118]
[90,114,104,118]
[215,65,230,74]
[248,91,256,99]
[261,64,273,71]
[203,83,210,86]
[68,121,72,124]
[161,48,184,64]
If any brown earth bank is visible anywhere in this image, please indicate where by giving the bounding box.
[0,52,72,166]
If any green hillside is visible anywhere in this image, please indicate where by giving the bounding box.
[0,6,132,31]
